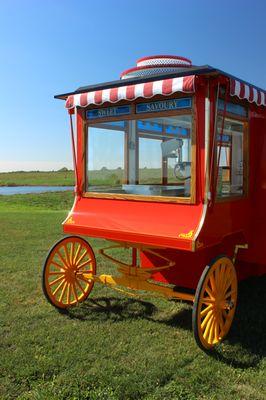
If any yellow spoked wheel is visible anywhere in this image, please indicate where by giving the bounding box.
[192,256,238,351]
[42,236,96,309]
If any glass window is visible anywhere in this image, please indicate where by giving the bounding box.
[218,99,248,118]
[139,137,162,184]
[216,117,245,197]
[87,121,127,192]
[86,114,193,198]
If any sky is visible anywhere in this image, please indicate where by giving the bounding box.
[0,0,266,172]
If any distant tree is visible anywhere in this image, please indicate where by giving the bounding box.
[58,167,69,172]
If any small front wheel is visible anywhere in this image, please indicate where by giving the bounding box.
[42,236,96,309]
[192,255,238,351]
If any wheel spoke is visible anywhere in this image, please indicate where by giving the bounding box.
[218,314,225,336]
[203,314,214,340]
[209,273,216,295]
[214,318,219,343]
[49,275,65,286]
[59,281,68,303]
[70,242,74,266]
[66,282,71,304]
[63,244,71,268]
[219,264,227,292]
[76,270,93,277]
[76,275,92,284]
[48,271,65,275]
[76,250,88,266]
[77,259,92,270]
[57,250,69,269]
[52,278,66,296]
[72,283,78,302]
[200,304,213,317]
[205,285,215,299]
[215,265,221,292]
[208,317,216,344]
[220,263,225,275]
[201,309,213,330]
[50,260,67,271]
[223,264,232,293]
[73,244,81,265]
[223,274,233,295]
[220,266,230,292]
[202,297,215,305]
[75,279,86,295]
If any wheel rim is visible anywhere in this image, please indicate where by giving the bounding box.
[44,237,95,308]
[197,257,237,349]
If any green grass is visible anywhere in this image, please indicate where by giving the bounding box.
[0,171,75,187]
[0,191,74,211]
[0,192,265,399]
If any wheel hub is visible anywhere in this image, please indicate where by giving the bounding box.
[65,267,76,282]
[215,299,235,310]
[225,300,235,310]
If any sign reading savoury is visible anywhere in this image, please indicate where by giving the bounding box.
[136,98,192,114]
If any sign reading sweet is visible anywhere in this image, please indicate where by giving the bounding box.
[87,105,131,119]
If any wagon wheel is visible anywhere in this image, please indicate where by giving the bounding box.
[42,236,96,309]
[192,256,238,351]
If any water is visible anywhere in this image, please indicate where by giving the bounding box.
[0,186,74,195]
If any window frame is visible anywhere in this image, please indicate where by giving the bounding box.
[215,101,249,202]
[82,95,197,204]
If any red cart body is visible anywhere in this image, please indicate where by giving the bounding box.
[56,57,266,287]
[44,55,266,350]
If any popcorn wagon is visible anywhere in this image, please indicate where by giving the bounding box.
[42,55,266,351]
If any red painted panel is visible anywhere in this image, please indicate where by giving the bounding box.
[199,199,250,247]
[240,107,266,271]
[140,247,212,289]
[63,197,203,250]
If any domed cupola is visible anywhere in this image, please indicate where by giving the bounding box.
[120,55,193,80]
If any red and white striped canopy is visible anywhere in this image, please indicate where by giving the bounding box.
[65,75,266,109]
[65,75,195,109]
[230,78,266,106]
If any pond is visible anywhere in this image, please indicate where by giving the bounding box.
[0,186,74,195]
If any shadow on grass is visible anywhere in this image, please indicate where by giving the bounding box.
[62,276,266,368]
[64,296,157,322]
[211,275,266,368]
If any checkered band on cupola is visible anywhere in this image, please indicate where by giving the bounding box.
[120,55,192,80]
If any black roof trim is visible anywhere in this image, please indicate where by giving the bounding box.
[54,64,266,100]
[54,65,217,100]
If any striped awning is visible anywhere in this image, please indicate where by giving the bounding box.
[230,78,266,106]
[65,75,195,109]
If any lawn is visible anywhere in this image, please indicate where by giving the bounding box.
[0,171,75,187]
[0,192,265,400]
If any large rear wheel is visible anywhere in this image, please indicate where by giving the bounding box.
[42,236,96,309]
[192,256,238,351]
